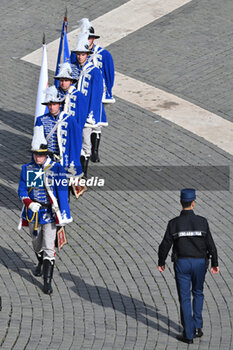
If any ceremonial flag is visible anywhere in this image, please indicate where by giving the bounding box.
[54,9,70,88]
[34,33,48,124]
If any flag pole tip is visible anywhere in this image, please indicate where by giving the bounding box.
[43,33,46,45]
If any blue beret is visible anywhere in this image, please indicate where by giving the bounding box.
[180,188,196,202]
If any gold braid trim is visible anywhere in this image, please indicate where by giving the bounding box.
[25,206,38,224]
[25,163,51,229]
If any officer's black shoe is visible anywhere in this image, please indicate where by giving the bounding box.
[194,328,203,338]
[43,259,54,295]
[176,333,193,344]
[34,252,43,277]
[90,133,101,163]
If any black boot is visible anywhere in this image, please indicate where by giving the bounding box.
[90,133,101,163]
[43,259,54,295]
[34,252,43,277]
[80,155,90,179]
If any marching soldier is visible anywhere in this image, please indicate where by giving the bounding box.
[71,18,115,163]
[158,188,219,344]
[79,18,115,104]
[71,32,107,177]
[56,63,89,198]
[56,61,78,116]
[34,85,83,195]
[18,134,72,295]
[56,62,87,127]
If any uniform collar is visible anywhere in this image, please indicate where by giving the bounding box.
[49,111,61,120]
[32,156,51,169]
[180,209,195,216]
[58,88,68,96]
[43,156,51,169]
[79,60,93,70]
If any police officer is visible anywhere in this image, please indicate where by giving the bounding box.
[158,188,219,344]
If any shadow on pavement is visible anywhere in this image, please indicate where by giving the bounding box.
[0,245,43,290]
[60,272,180,337]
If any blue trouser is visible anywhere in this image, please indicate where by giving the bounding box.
[174,258,207,340]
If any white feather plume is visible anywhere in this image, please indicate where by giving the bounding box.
[31,125,47,151]
[79,18,92,33]
[43,85,58,99]
[59,62,72,75]
[42,85,64,104]
[72,32,90,52]
[55,62,73,79]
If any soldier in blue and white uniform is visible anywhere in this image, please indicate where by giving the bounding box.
[71,18,115,163]
[71,18,115,104]
[55,62,87,129]
[34,85,83,189]
[18,134,72,295]
[55,63,89,198]
[71,32,107,176]
[56,62,78,116]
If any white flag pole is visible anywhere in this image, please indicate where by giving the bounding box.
[34,33,48,124]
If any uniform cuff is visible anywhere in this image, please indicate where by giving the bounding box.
[23,198,33,207]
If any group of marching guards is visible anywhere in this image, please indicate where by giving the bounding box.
[17,18,115,294]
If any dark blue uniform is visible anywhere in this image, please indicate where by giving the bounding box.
[158,209,218,340]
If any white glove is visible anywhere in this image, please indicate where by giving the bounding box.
[52,205,58,213]
[28,202,41,213]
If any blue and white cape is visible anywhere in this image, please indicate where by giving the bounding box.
[18,157,72,228]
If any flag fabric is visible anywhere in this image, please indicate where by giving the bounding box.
[54,15,70,88]
[56,226,67,250]
[34,40,48,124]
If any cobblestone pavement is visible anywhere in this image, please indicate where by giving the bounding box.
[0,0,233,349]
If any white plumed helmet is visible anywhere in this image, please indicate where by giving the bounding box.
[41,85,65,105]
[54,62,76,81]
[71,32,93,53]
[79,18,100,39]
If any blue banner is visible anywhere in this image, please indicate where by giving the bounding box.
[54,18,70,87]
